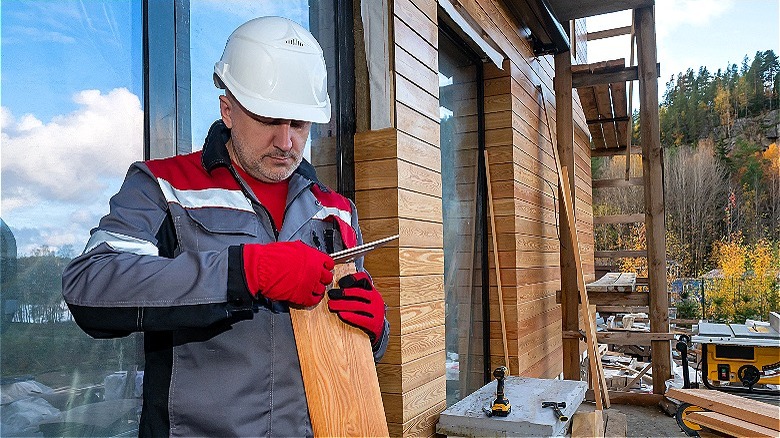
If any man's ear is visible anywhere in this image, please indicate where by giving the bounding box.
[219,95,233,129]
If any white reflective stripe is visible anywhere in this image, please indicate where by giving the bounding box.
[157,178,253,212]
[312,206,352,224]
[83,229,159,256]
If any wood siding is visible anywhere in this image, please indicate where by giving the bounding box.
[353,0,594,435]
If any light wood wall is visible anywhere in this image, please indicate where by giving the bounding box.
[352,0,594,435]
[354,0,446,436]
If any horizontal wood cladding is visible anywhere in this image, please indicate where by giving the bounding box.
[354,158,443,197]
[382,375,446,424]
[395,45,439,100]
[396,74,439,122]
[367,246,444,277]
[388,400,447,438]
[393,16,436,75]
[383,325,445,365]
[355,188,442,222]
[396,103,440,146]
[394,0,437,49]
[386,300,445,336]
[372,274,444,308]
[360,217,443,249]
[377,350,445,394]
[355,128,442,173]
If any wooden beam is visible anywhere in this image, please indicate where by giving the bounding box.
[597,306,649,313]
[571,411,604,438]
[585,390,663,406]
[554,50,581,382]
[587,26,632,41]
[597,332,674,345]
[587,116,631,125]
[687,412,778,438]
[589,291,649,307]
[592,178,644,188]
[623,362,653,389]
[593,214,645,225]
[636,5,671,395]
[591,146,642,157]
[572,64,659,88]
[666,389,780,432]
[548,0,655,21]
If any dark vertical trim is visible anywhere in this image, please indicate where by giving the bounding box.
[175,0,191,155]
[476,57,490,385]
[142,0,150,160]
[335,0,356,200]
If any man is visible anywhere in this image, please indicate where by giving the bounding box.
[62,16,389,437]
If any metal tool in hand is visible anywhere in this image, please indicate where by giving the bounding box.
[329,234,399,263]
[541,401,568,422]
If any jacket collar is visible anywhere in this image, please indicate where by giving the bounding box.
[200,119,321,185]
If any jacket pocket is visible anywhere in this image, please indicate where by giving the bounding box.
[175,208,260,252]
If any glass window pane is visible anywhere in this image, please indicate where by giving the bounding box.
[189,0,339,188]
[1,1,143,436]
[439,30,486,405]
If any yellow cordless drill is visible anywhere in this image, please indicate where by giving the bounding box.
[491,366,511,417]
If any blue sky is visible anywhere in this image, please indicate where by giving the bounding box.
[1,0,778,255]
[587,0,780,97]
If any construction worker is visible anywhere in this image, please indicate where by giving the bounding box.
[62,16,389,437]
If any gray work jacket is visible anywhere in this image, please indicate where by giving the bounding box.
[62,121,389,437]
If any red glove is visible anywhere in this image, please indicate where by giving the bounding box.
[328,272,386,345]
[242,241,334,307]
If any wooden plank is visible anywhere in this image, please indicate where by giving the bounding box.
[592,178,643,188]
[540,82,608,407]
[597,306,649,313]
[597,332,674,345]
[586,272,637,293]
[590,146,642,157]
[485,150,511,375]
[585,390,663,406]
[577,86,606,149]
[687,411,778,438]
[611,81,629,147]
[623,362,652,389]
[572,64,660,88]
[594,83,619,148]
[666,388,780,431]
[290,263,389,437]
[587,25,632,40]
[637,6,671,394]
[376,351,444,394]
[571,410,604,438]
[549,0,655,21]
[589,291,649,307]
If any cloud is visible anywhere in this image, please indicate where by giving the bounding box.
[3,25,77,44]
[1,88,143,209]
[655,0,735,41]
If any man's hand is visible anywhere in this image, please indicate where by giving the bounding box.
[327,272,386,346]
[242,241,334,307]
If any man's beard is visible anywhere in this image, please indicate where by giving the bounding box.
[233,140,302,182]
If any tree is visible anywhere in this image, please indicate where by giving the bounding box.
[665,143,729,276]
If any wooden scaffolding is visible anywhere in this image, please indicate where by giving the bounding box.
[551,1,671,397]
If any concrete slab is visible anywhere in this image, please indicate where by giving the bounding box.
[436,377,588,437]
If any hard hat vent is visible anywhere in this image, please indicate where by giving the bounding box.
[285,38,305,47]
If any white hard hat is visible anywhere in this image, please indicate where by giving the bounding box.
[214,16,331,123]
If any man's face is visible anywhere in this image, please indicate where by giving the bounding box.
[219,93,312,183]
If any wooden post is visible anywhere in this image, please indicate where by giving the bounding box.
[636,5,671,394]
[554,50,580,381]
